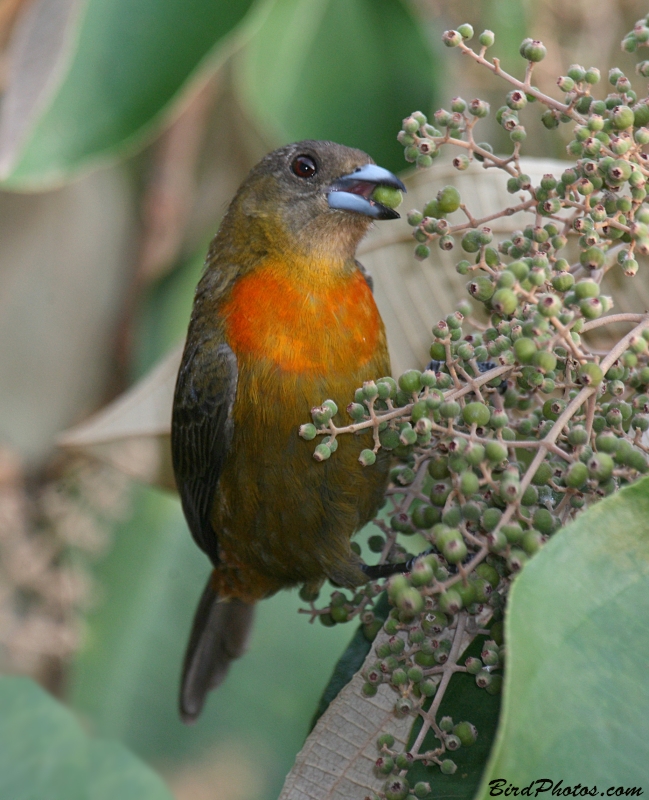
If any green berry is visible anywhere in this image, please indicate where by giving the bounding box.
[537,293,562,317]
[397,587,424,616]
[481,507,502,531]
[414,781,432,799]
[372,186,403,210]
[437,185,462,213]
[300,423,317,440]
[440,759,457,775]
[439,590,463,614]
[533,507,556,535]
[487,530,507,553]
[611,105,635,130]
[384,777,410,800]
[442,29,463,47]
[491,287,518,316]
[525,40,547,62]
[485,440,507,463]
[513,337,537,364]
[588,452,614,482]
[479,29,495,47]
[359,449,377,466]
[574,279,600,300]
[565,461,588,488]
[462,402,491,426]
[502,523,523,543]
[459,470,480,497]
[522,529,545,556]
[377,732,395,749]
[399,370,423,394]
[443,537,468,564]
[476,563,500,588]
[440,401,461,419]
[457,23,474,39]
[578,363,604,386]
[313,443,332,461]
[579,247,605,270]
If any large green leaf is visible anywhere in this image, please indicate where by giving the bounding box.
[477,476,649,794]
[234,0,439,172]
[0,676,173,800]
[0,0,255,189]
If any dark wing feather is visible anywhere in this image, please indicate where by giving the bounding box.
[171,336,238,565]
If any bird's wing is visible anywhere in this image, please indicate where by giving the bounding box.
[171,336,238,565]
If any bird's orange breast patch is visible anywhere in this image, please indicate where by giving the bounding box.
[221,259,382,373]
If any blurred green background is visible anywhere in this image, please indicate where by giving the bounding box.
[0,0,646,797]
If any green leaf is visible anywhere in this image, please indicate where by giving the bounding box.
[234,0,439,172]
[405,632,501,798]
[0,0,255,189]
[0,676,173,800]
[477,476,649,794]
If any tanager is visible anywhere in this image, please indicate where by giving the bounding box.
[172,140,405,722]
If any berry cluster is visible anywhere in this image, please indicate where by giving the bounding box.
[300,18,649,795]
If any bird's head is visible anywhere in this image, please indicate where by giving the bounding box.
[225,140,405,263]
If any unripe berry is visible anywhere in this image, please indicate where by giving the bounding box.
[557,75,575,93]
[487,530,507,553]
[585,67,600,84]
[443,537,468,564]
[565,461,588,488]
[537,293,562,317]
[491,288,518,316]
[399,370,423,393]
[359,449,377,466]
[442,29,462,47]
[458,23,474,39]
[524,40,546,62]
[507,547,528,572]
[462,401,491,426]
[313,443,332,461]
[437,185,462,213]
[384,778,410,800]
[440,401,461,419]
[300,423,317,440]
[438,590,463,614]
[485,440,508,463]
[440,759,457,775]
[578,363,604,386]
[513,337,537,364]
[397,587,424,616]
[475,669,492,688]
[476,563,500,588]
[588,452,614,482]
[611,105,635,129]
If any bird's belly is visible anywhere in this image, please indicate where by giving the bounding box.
[211,357,390,600]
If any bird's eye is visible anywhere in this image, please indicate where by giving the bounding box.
[291,155,317,179]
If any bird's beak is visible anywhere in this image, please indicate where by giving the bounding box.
[327,163,406,220]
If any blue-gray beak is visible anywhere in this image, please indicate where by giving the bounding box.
[327,163,406,220]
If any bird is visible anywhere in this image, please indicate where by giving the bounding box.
[171,139,405,723]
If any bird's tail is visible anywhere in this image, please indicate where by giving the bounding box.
[179,572,255,723]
